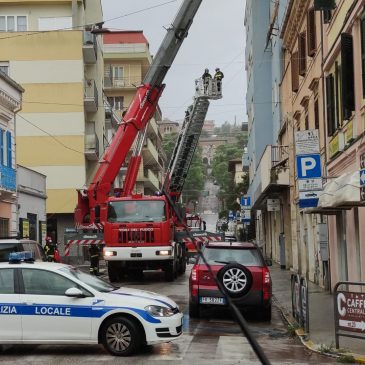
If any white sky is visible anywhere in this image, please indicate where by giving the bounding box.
[101,0,247,126]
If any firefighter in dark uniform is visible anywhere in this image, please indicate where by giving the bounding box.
[44,236,55,262]
[88,243,100,275]
[214,67,224,92]
[202,68,212,94]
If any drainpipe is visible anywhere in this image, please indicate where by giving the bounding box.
[320,10,331,292]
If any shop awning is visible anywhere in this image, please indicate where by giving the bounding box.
[304,170,364,214]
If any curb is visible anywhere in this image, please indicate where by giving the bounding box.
[272,296,365,364]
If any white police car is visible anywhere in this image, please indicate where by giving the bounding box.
[0,252,183,356]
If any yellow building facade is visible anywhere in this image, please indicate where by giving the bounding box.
[0,0,105,242]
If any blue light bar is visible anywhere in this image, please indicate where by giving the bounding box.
[9,251,35,263]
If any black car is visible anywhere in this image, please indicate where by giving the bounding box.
[0,238,46,262]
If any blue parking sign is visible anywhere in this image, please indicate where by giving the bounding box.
[241,196,251,207]
[296,154,322,179]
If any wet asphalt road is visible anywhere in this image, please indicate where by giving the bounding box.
[0,267,339,365]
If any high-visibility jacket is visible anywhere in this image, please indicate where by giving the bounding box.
[214,71,224,81]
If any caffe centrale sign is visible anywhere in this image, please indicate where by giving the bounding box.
[337,291,365,333]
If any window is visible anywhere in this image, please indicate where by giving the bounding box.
[107,96,124,111]
[0,16,27,32]
[0,218,9,237]
[340,33,355,120]
[112,66,124,86]
[307,7,316,57]
[0,269,15,294]
[0,61,9,75]
[6,131,12,168]
[38,17,72,31]
[22,269,78,296]
[291,51,299,92]
[298,32,307,76]
[325,74,336,136]
[305,111,309,130]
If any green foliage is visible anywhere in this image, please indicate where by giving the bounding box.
[211,132,248,214]
[337,355,355,363]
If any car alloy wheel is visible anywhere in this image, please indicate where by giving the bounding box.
[217,263,252,298]
[101,317,142,356]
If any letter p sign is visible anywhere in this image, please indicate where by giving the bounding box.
[296,154,321,179]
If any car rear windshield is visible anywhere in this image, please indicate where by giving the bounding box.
[0,243,19,262]
[201,247,263,267]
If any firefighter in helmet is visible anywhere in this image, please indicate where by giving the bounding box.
[88,243,100,275]
[44,236,56,262]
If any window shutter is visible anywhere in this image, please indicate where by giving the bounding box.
[325,74,335,136]
[307,8,316,57]
[341,33,355,120]
[298,33,307,76]
[0,129,3,166]
[6,131,11,167]
[360,18,365,98]
[314,99,319,130]
[291,51,299,92]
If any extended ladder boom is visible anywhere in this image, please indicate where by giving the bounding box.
[75,0,203,227]
[165,78,222,201]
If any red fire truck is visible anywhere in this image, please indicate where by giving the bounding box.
[72,0,221,282]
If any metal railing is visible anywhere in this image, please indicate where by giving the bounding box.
[271,145,289,168]
[104,76,142,88]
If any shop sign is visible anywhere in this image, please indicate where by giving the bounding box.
[267,199,280,212]
[329,133,344,159]
[345,120,354,145]
[337,292,365,333]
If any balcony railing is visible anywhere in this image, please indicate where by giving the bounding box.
[271,145,289,168]
[104,76,142,89]
[84,79,98,112]
[104,99,121,128]
[83,31,97,64]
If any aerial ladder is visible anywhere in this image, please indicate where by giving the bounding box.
[165,77,224,257]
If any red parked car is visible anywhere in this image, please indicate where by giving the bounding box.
[189,241,272,321]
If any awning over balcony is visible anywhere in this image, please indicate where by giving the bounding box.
[304,170,365,214]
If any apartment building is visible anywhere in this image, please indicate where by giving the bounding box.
[245,0,291,266]
[103,31,165,195]
[319,0,365,286]
[0,71,23,237]
[0,0,105,244]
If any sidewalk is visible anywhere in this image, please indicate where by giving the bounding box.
[270,263,365,363]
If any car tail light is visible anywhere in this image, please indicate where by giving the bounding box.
[262,267,271,300]
[191,266,198,282]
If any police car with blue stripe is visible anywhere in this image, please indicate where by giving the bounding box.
[0,252,183,356]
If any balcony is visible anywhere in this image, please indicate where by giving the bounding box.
[252,145,289,209]
[85,133,99,161]
[143,138,159,166]
[137,168,159,192]
[0,166,16,192]
[83,31,97,64]
[104,99,121,129]
[104,76,142,90]
[84,79,98,112]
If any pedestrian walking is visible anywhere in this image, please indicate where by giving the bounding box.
[202,68,212,94]
[214,67,224,92]
[89,243,100,275]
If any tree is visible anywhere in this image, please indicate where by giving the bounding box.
[211,132,248,216]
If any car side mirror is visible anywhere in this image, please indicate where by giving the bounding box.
[265,258,273,267]
[65,287,85,298]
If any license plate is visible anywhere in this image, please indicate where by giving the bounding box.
[199,296,226,305]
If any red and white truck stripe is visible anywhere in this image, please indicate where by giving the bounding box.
[64,239,104,256]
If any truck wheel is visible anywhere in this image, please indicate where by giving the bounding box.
[164,261,175,281]
[108,263,119,283]
[101,316,142,356]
